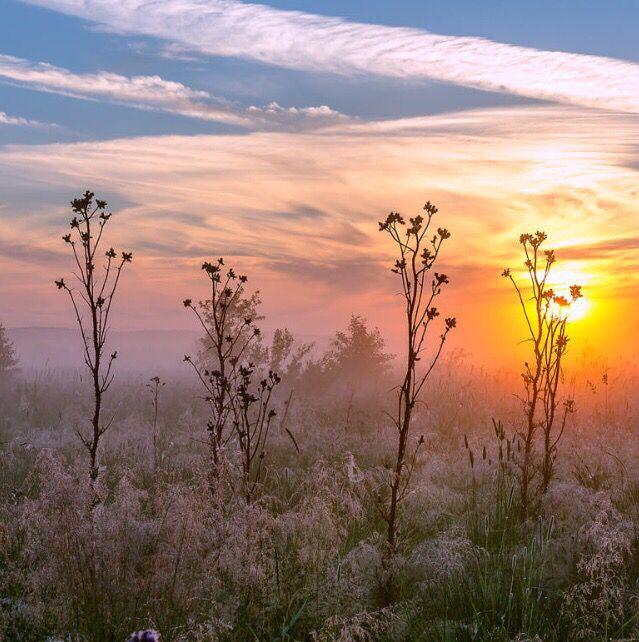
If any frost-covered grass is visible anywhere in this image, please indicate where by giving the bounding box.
[1,361,639,641]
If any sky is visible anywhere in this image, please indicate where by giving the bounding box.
[0,0,638,365]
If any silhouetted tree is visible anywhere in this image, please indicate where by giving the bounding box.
[55,191,132,486]
[269,328,295,373]
[323,314,393,387]
[378,202,456,566]
[293,317,390,402]
[502,231,581,519]
[268,328,313,383]
[237,326,313,389]
[195,271,264,369]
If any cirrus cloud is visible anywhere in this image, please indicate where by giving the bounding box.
[18,0,639,114]
[0,109,55,128]
[0,53,349,129]
[1,104,638,357]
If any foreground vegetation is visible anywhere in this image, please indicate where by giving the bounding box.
[1,358,638,641]
[1,194,637,641]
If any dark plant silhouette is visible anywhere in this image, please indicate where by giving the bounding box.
[147,376,165,474]
[0,322,18,381]
[378,202,456,560]
[464,418,520,551]
[55,191,132,485]
[195,265,264,368]
[183,258,263,490]
[234,364,280,502]
[502,231,582,519]
[540,300,579,493]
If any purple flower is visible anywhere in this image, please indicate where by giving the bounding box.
[128,630,160,642]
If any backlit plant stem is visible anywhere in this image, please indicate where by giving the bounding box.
[379,202,456,560]
[55,191,132,489]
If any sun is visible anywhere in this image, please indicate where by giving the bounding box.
[546,267,592,322]
[556,294,590,322]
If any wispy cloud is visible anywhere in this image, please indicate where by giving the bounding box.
[0,53,349,128]
[1,103,638,358]
[157,43,203,63]
[0,53,247,125]
[20,0,639,114]
[245,102,349,128]
[1,105,637,314]
[0,110,55,128]
[0,238,63,264]
[556,236,639,261]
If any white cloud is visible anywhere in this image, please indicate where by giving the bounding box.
[246,102,350,127]
[19,0,639,114]
[0,53,249,125]
[0,53,349,128]
[157,43,203,63]
[0,110,55,127]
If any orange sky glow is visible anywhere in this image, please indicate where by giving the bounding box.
[1,105,638,369]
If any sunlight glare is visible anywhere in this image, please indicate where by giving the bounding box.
[553,293,590,322]
[544,267,592,322]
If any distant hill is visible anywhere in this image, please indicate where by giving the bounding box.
[7,327,201,374]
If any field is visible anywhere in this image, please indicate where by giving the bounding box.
[1,332,638,641]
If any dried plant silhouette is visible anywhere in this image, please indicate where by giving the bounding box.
[55,190,132,485]
[146,375,165,475]
[183,258,280,498]
[502,231,582,519]
[378,202,456,565]
[234,364,280,502]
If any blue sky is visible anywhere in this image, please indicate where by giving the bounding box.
[267,0,639,57]
[1,0,638,145]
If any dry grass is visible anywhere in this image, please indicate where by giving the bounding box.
[1,357,638,641]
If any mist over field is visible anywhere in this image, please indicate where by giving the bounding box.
[6,327,200,372]
[2,1,639,641]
